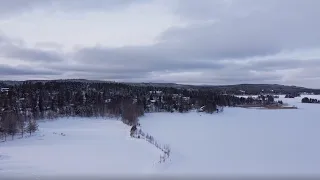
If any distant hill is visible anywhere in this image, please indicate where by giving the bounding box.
[0,79,116,86]
[0,79,319,95]
[130,83,320,94]
[200,84,320,95]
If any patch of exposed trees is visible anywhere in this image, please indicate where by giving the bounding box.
[285,93,301,98]
[0,81,275,141]
[235,95,281,106]
[301,97,320,104]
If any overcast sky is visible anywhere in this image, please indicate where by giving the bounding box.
[0,0,320,88]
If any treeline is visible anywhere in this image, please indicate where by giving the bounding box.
[0,81,275,141]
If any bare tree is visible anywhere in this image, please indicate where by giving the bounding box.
[4,111,18,140]
[26,119,38,136]
[17,114,26,137]
[121,100,139,126]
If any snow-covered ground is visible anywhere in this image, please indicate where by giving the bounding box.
[1,95,320,177]
[0,118,160,177]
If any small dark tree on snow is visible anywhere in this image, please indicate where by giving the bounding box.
[219,106,224,112]
[130,125,137,137]
[266,95,274,104]
[302,97,310,103]
[163,144,171,157]
[146,134,150,141]
[0,120,7,141]
[3,112,18,140]
[26,119,38,135]
[149,135,154,143]
[204,101,217,114]
[17,115,26,137]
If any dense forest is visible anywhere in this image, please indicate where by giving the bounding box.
[0,80,281,141]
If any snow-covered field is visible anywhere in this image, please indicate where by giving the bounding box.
[1,95,320,177]
[0,119,160,177]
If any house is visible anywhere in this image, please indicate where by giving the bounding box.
[147,104,156,112]
[133,98,138,104]
[198,106,205,112]
[1,88,9,92]
[182,97,190,101]
[239,90,246,95]
[216,106,224,113]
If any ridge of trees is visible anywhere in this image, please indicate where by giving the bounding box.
[2,80,320,95]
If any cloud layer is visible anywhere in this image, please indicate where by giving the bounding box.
[0,0,144,17]
[0,0,320,88]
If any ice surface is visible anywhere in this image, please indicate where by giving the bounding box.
[140,95,320,176]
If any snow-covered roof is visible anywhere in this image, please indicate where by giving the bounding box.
[1,88,9,92]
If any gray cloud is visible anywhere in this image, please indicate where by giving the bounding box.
[204,68,283,84]
[34,42,64,50]
[0,34,11,45]
[174,0,233,21]
[247,59,320,71]
[73,46,224,72]
[161,0,320,60]
[63,71,149,81]
[2,45,64,62]
[0,0,147,17]
[1,0,320,88]
[0,35,64,63]
[0,64,61,76]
